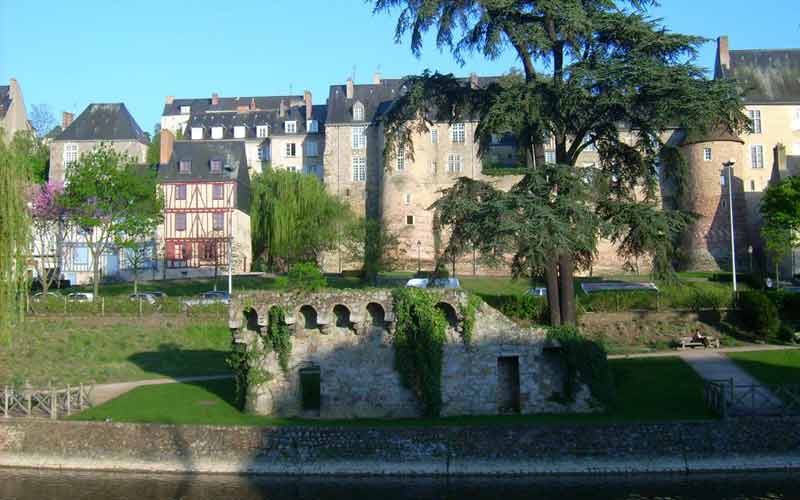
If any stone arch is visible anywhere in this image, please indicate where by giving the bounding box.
[366,302,385,327]
[333,304,351,328]
[244,307,260,332]
[436,302,459,328]
[299,305,319,330]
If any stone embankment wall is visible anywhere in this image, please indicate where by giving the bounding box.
[1,418,799,475]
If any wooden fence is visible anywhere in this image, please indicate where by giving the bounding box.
[2,384,93,419]
[704,379,800,417]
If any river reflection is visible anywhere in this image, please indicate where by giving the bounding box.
[0,469,798,500]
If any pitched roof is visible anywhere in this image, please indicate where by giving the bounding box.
[184,104,327,139]
[54,103,148,143]
[163,95,304,117]
[0,85,10,119]
[158,141,251,213]
[723,49,800,104]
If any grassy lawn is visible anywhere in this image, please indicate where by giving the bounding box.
[1,318,231,385]
[72,356,713,427]
[727,349,800,386]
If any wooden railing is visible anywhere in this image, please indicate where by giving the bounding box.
[2,383,93,419]
[704,380,800,418]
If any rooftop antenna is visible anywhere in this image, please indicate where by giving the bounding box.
[351,65,357,82]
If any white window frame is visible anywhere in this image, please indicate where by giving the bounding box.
[751,145,764,169]
[307,120,319,133]
[179,105,190,114]
[749,109,762,134]
[211,127,224,140]
[353,102,365,122]
[284,121,297,134]
[284,143,297,158]
[191,127,203,140]
[352,157,366,182]
[451,123,465,144]
[431,128,439,144]
[352,126,367,150]
[256,125,269,138]
[396,146,405,171]
[305,141,319,157]
[447,153,463,173]
[544,151,556,164]
[63,143,79,166]
[703,148,712,162]
[233,126,246,139]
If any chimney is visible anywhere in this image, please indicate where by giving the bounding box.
[160,129,175,165]
[62,112,74,130]
[716,36,730,77]
[250,97,256,111]
[211,92,220,106]
[469,72,479,90]
[346,78,354,99]
[279,99,287,118]
[304,90,313,120]
[165,95,174,105]
[373,72,382,85]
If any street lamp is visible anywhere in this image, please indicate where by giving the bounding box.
[747,245,753,273]
[417,240,422,273]
[723,158,737,293]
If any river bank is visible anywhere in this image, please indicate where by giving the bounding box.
[1,417,799,475]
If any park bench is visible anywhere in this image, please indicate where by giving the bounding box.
[678,336,720,349]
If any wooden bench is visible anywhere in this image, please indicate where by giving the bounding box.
[679,336,720,349]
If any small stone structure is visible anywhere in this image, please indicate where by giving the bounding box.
[229,290,593,419]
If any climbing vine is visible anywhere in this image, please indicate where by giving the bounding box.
[392,288,447,417]
[266,306,292,373]
[460,293,482,346]
[546,326,615,407]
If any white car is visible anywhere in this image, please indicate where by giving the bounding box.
[405,278,461,289]
[527,287,547,297]
[67,292,94,302]
[32,291,61,302]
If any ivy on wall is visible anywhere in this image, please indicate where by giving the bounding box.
[266,306,292,373]
[460,293,482,346]
[392,288,447,417]
[546,326,615,407]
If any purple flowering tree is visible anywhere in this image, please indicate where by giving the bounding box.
[28,181,70,296]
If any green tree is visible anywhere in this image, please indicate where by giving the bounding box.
[374,0,746,325]
[760,176,800,285]
[61,144,164,297]
[6,130,49,183]
[147,124,161,165]
[250,169,352,270]
[341,217,404,283]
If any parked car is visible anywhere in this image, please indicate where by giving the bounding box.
[66,292,94,302]
[183,291,230,307]
[526,287,547,297]
[404,278,461,289]
[147,291,167,299]
[128,293,159,304]
[31,291,61,302]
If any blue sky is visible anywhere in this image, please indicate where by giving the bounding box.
[2,0,798,135]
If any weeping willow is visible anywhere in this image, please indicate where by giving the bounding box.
[0,131,32,346]
[251,169,351,270]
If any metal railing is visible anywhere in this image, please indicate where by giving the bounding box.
[704,379,800,417]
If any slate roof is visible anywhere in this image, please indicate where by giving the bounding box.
[0,85,10,119]
[722,49,800,104]
[184,104,327,139]
[54,103,148,143]
[158,141,251,213]
[163,95,304,117]
[681,125,744,146]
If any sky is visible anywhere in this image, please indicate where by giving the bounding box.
[2,0,799,135]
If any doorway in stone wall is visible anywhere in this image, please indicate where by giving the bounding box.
[299,366,321,413]
[497,356,521,414]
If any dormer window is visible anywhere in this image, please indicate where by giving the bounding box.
[211,127,224,140]
[179,159,192,174]
[191,127,203,140]
[233,126,246,139]
[307,120,319,133]
[210,158,223,173]
[285,121,297,134]
[180,105,190,114]
[353,102,365,121]
[256,125,269,138]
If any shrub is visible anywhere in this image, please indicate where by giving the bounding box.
[546,326,615,407]
[769,291,800,320]
[286,262,326,292]
[480,294,547,323]
[738,291,780,339]
[578,291,657,312]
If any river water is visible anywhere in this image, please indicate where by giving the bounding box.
[0,469,798,500]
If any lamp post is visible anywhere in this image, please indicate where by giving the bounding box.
[417,240,422,273]
[723,159,737,293]
[747,245,753,274]
[228,235,233,296]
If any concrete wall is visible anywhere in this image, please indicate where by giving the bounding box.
[49,140,148,184]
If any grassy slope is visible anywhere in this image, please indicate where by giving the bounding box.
[727,349,800,386]
[73,356,713,426]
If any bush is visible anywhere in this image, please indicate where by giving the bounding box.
[738,291,780,339]
[578,291,658,312]
[768,291,800,320]
[286,262,326,292]
[480,294,547,323]
[546,326,614,407]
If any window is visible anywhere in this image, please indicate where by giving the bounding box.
[307,120,319,133]
[353,102,365,121]
[305,141,319,157]
[351,126,367,149]
[396,146,405,171]
[201,242,217,261]
[447,153,463,173]
[73,247,89,265]
[179,105,191,114]
[793,108,800,131]
[211,127,223,139]
[63,143,78,166]
[703,148,712,162]
[212,213,224,231]
[352,157,366,181]
[233,126,246,139]
[191,127,203,140]
[545,151,556,164]
[212,184,224,200]
[176,184,187,201]
[258,145,270,161]
[284,121,297,134]
[749,109,762,134]
[175,213,187,232]
[210,159,222,173]
[179,159,191,174]
[404,193,411,206]
[431,128,439,144]
[285,143,297,158]
[751,145,764,169]
[451,123,465,144]
[406,215,415,225]
[256,125,269,138]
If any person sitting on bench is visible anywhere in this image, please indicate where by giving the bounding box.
[692,329,710,348]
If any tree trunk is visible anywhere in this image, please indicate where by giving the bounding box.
[558,254,577,326]
[92,260,100,298]
[544,260,561,326]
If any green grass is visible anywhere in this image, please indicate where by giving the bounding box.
[727,349,800,386]
[1,318,231,385]
[72,356,713,427]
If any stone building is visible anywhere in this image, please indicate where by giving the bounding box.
[0,78,32,141]
[229,289,592,419]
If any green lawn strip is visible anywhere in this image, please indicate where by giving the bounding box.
[726,349,800,386]
[1,319,231,385]
[72,356,712,427]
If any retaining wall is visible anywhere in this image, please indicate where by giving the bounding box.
[1,418,799,475]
